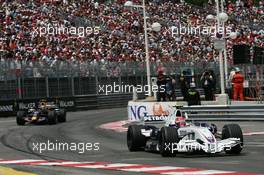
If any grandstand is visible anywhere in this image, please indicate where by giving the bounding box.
[0,0,263,99]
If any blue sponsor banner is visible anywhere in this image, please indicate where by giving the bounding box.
[128,101,178,121]
[128,105,147,120]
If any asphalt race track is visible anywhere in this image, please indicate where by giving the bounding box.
[0,108,263,175]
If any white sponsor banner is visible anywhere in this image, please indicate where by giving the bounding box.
[0,105,13,112]
[127,101,187,121]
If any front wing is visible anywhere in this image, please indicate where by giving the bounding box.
[174,138,241,153]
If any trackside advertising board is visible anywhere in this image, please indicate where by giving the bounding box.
[128,101,187,121]
[0,101,15,116]
[0,97,76,117]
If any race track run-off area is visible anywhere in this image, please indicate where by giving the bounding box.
[0,108,263,175]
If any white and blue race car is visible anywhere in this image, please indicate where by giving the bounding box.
[127,108,243,157]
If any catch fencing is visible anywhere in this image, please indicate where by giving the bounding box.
[1,59,263,117]
[0,59,219,100]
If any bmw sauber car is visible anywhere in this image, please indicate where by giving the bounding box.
[127,109,243,157]
[16,101,67,125]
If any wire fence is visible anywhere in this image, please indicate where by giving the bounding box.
[0,59,220,100]
[0,59,219,78]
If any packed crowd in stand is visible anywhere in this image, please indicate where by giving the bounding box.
[0,0,263,68]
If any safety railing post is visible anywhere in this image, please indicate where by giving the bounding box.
[95,75,99,95]
[17,77,22,100]
[46,77,49,98]
[119,74,122,88]
[71,76,75,96]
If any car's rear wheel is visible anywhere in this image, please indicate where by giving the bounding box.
[16,111,26,126]
[222,124,243,154]
[48,111,57,125]
[127,125,146,151]
[160,127,179,157]
[57,109,66,123]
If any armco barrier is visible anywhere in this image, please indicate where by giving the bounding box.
[2,92,264,120]
[96,93,145,109]
[74,93,145,111]
[181,104,264,120]
[0,97,76,117]
[74,95,97,110]
[0,93,146,117]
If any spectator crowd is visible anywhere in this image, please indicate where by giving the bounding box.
[0,0,263,69]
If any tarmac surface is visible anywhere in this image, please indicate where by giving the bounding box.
[0,108,263,175]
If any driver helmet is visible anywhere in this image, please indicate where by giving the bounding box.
[29,108,35,113]
[39,100,47,109]
[209,124,217,134]
[234,67,241,72]
[175,110,186,127]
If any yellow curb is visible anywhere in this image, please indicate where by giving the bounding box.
[0,166,38,175]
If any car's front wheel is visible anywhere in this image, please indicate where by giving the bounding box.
[160,127,179,157]
[222,124,243,154]
[57,109,66,123]
[127,125,146,151]
[16,111,26,126]
[48,111,57,125]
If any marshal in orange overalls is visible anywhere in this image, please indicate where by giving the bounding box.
[232,72,244,101]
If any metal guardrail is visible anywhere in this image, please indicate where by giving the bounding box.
[182,104,264,120]
[2,91,264,121]
[0,93,146,117]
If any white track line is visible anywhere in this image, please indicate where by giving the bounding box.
[75,165,108,168]
[121,166,186,172]
[100,163,140,168]
[38,161,88,166]
[163,170,235,175]
[0,159,45,164]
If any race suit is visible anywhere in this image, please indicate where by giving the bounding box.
[232,72,244,101]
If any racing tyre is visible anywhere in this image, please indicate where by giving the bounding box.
[127,125,146,151]
[48,111,57,125]
[222,124,243,154]
[160,127,179,157]
[58,109,66,123]
[16,111,26,126]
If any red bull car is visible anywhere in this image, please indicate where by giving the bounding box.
[16,101,66,125]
